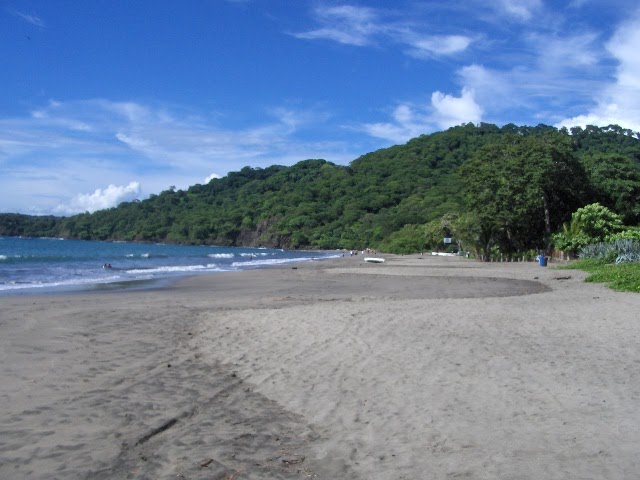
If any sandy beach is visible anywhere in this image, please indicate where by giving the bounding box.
[2,254,640,479]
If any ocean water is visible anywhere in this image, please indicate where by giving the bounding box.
[0,237,338,295]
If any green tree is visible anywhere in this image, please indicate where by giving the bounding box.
[581,154,640,223]
[572,202,624,239]
[2,123,638,251]
[460,133,587,257]
[552,203,624,255]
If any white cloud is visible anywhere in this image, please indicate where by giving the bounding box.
[405,34,473,58]
[484,0,542,21]
[447,5,640,130]
[292,5,379,46]
[293,5,473,57]
[56,182,141,215]
[526,32,601,74]
[363,104,426,144]
[557,13,640,131]
[115,132,154,150]
[568,0,590,7]
[606,14,640,90]
[362,88,483,143]
[431,88,483,129]
[456,27,613,125]
[204,173,221,183]
[0,99,363,214]
[31,107,93,131]
[458,64,514,108]
[295,2,629,131]
[10,9,45,27]
[268,106,329,133]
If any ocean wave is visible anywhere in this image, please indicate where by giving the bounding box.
[124,264,224,275]
[0,254,70,263]
[231,257,318,267]
[125,253,166,259]
[0,274,123,292]
[207,253,234,259]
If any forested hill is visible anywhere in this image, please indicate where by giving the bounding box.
[2,123,640,253]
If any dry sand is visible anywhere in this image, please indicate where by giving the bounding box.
[1,255,639,479]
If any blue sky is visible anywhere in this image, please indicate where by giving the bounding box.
[1,0,639,215]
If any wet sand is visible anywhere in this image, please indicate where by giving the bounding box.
[1,255,639,479]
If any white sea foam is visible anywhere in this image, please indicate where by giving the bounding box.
[0,275,123,292]
[231,257,313,267]
[125,264,224,275]
[0,237,338,295]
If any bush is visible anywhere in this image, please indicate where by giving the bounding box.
[561,257,640,292]
[573,203,624,239]
[553,230,592,254]
[579,239,640,264]
[584,263,640,292]
[553,203,625,255]
[378,224,425,254]
[607,228,640,242]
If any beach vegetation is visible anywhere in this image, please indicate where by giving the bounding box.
[1,123,639,256]
[552,203,625,256]
[607,227,640,241]
[560,257,640,293]
[559,236,640,292]
[585,263,640,292]
[579,238,640,264]
[460,132,587,258]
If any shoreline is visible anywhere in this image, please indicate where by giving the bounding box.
[0,235,340,298]
[0,250,341,298]
[2,255,639,479]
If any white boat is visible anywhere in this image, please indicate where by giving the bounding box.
[364,257,385,263]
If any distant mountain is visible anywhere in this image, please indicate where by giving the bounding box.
[1,123,639,253]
